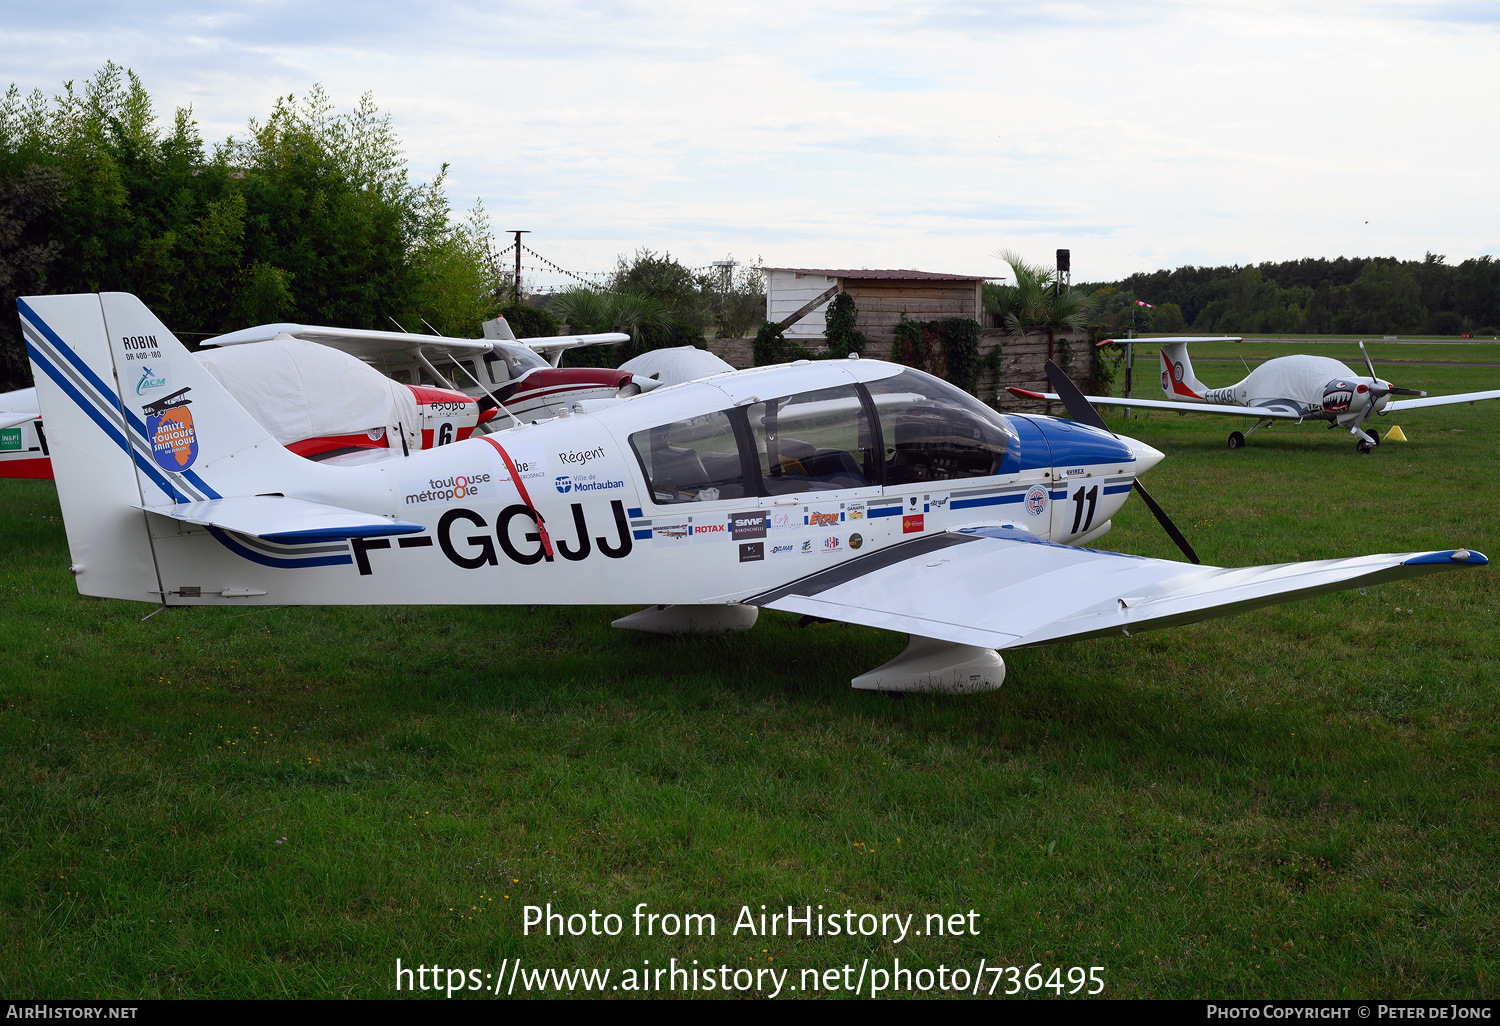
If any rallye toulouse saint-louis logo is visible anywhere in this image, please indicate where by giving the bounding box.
[142,387,198,472]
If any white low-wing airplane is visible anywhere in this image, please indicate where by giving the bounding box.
[21,293,1489,692]
[1010,337,1500,453]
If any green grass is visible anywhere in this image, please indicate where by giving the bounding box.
[2,362,1497,999]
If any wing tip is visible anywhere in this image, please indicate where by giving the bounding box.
[1403,548,1489,567]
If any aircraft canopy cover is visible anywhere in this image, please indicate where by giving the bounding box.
[195,335,419,450]
[618,346,735,386]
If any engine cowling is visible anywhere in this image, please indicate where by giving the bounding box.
[1322,378,1373,417]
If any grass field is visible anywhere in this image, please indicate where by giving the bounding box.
[1,360,1497,1000]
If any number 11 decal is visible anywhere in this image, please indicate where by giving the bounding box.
[1070,484,1098,534]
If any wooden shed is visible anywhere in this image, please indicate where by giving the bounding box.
[762,267,987,343]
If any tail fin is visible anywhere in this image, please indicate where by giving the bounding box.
[1158,341,1209,400]
[21,292,306,600]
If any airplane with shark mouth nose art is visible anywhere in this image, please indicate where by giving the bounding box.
[1010,337,1500,453]
[21,293,1489,693]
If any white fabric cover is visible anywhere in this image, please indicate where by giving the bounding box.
[619,346,735,386]
[194,335,419,451]
[1240,355,1355,407]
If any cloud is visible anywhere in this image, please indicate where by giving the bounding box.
[2,1,1498,284]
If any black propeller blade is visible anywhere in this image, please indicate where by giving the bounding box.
[1043,360,1201,565]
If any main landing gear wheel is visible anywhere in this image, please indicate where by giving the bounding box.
[1227,431,1245,450]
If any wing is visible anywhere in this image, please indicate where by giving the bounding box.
[201,322,494,362]
[137,495,423,544]
[747,526,1487,649]
[1384,388,1500,412]
[1007,388,1302,420]
[0,411,37,430]
[522,333,631,367]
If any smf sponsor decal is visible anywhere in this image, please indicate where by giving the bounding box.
[769,542,797,558]
[652,521,692,546]
[135,363,170,395]
[0,428,20,451]
[903,514,924,534]
[848,532,863,551]
[429,500,633,572]
[143,388,198,472]
[555,473,625,494]
[121,334,161,361]
[1026,485,1048,516]
[730,511,767,541]
[556,445,607,468]
[406,473,491,505]
[739,542,764,562]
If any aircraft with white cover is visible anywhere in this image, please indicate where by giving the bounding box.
[21,293,1490,693]
[1,314,641,479]
[1010,337,1500,453]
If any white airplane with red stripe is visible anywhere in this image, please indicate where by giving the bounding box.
[22,293,1489,693]
[1011,336,1500,453]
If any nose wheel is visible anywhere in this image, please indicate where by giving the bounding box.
[1355,428,1379,454]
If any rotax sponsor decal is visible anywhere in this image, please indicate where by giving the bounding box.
[692,522,728,539]
[405,472,492,506]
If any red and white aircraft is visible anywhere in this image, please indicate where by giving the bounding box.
[1,315,638,478]
[1011,337,1500,453]
[20,292,1489,692]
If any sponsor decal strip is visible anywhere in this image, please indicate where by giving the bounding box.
[479,436,554,558]
[867,506,904,518]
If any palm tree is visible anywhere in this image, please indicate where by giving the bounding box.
[986,249,1095,362]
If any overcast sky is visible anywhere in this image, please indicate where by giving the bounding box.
[6,1,1498,287]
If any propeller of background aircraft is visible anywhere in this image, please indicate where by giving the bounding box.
[1044,359,1201,565]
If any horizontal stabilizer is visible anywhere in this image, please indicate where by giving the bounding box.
[0,411,36,430]
[137,495,424,544]
[748,526,1487,650]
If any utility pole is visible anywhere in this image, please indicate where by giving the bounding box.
[507,230,530,305]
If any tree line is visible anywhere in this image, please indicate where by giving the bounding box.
[0,63,504,389]
[1079,254,1500,337]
